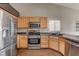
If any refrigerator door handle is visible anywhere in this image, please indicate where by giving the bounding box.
[2,29,8,38]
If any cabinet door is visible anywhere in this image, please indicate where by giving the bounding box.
[29,17,40,22]
[17,35,20,48]
[17,35,28,48]
[17,17,29,28]
[40,17,47,28]
[41,35,48,48]
[59,37,65,55]
[65,40,70,56]
[19,35,28,48]
[49,36,58,51]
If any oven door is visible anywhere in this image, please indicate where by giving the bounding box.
[28,38,40,44]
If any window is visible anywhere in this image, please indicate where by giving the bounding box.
[76,20,79,32]
[48,20,60,32]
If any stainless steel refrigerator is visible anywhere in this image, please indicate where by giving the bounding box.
[0,9,16,56]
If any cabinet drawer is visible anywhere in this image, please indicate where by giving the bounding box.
[41,40,48,43]
[49,36,58,39]
[59,37,65,42]
[41,42,48,45]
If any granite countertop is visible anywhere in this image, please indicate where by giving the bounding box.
[17,32,28,35]
[40,32,49,36]
[63,34,79,42]
[40,32,79,47]
[63,33,79,47]
[65,38,79,47]
[16,31,79,47]
[40,32,63,36]
[64,32,79,36]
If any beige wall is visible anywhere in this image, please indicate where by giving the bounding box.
[58,6,79,33]
[10,3,61,33]
[10,3,79,33]
[10,4,59,20]
[17,3,79,33]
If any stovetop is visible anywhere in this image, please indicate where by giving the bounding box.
[28,32,40,35]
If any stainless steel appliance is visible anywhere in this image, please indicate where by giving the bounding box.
[28,30,40,49]
[0,9,16,56]
[10,43,16,56]
[28,36,40,44]
[0,9,11,50]
[28,37,40,49]
[0,45,11,56]
[10,17,16,56]
[29,22,40,29]
[0,43,16,56]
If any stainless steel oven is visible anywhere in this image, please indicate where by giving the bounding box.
[28,31,40,49]
[28,36,40,49]
[28,38,40,44]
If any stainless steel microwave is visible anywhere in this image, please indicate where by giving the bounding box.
[29,22,40,28]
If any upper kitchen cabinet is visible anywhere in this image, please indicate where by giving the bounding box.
[17,17,29,28]
[40,17,48,28]
[29,17,40,23]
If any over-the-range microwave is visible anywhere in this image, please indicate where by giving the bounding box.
[29,22,40,29]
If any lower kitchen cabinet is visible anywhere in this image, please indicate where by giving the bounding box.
[65,40,71,56]
[59,37,66,55]
[49,36,70,56]
[17,35,20,48]
[17,34,28,48]
[49,36,58,51]
[41,35,48,48]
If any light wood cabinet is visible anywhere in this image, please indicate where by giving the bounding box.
[17,17,29,28]
[59,37,65,55]
[17,34,28,48]
[17,35,20,48]
[17,16,48,29]
[64,40,70,56]
[49,35,70,56]
[40,17,47,28]
[49,36,58,51]
[41,35,48,48]
[29,17,40,23]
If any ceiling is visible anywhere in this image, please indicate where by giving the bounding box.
[10,3,57,16]
[10,3,79,10]
[55,3,79,10]
[10,3,79,15]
